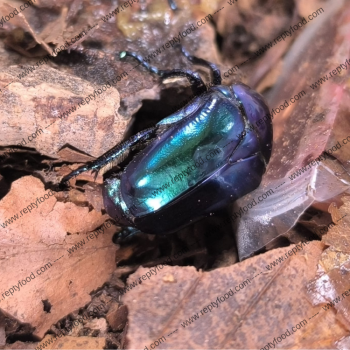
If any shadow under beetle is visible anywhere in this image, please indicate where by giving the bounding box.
[61,46,273,235]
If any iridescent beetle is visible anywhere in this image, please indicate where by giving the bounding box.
[61,47,273,236]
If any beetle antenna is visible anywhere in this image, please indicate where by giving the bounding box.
[176,45,222,86]
[119,51,207,95]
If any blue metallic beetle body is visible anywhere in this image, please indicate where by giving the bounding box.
[61,50,272,236]
[104,84,272,234]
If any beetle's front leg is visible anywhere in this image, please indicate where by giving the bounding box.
[60,126,159,187]
[60,162,95,187]
[167,0,178,11]
[113,226,143,243]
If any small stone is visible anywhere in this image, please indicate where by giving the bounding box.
[163,274,176,283]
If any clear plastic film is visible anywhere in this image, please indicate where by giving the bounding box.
[234,157,350,260]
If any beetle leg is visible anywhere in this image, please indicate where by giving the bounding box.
[167,0,178,11]
[60,126,159,186]
[177,45,222,86]
[119,51,207,96]
[91,169,100,182]
[112,226,143,243]
[109,171,121,179]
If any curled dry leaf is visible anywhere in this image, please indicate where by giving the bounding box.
[124,242,349,349]
[106,303,128,332]
[322,199,350,254]
[0,1,53,56]
[0,176,117,337]
[307,197,350,330]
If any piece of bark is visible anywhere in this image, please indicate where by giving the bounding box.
[0,65,128,160]
[0,176,117,338]
[123,242,350,349]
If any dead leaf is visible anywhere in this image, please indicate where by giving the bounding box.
[5,340,37,349]
[1,2,52,56]
[83,318,108,337]
[322,200,350,253]
[295,0,327,18]
[306,197,350,330]
[56,148,96,164]
[36,335,105,349]
[0,176,117,337]
[124,242,349,349]
[106,303,128,331]
[217,0,293,68]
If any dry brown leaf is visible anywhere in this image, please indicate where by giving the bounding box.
[36,335,105,349]
[82,183,105,213]
[5,340,37,349]
[264,1,349,182]
[56,147,96,164]
[124,241,349,349]
[0,2,52,56]
[106,303,128,332]
[216,0,293,66]
[306,197,350,330]
[295,0,328,18]
[316,198,350,274]
[0,0,89,57]
[322,200,350,253]
[0,176,117,337]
